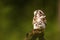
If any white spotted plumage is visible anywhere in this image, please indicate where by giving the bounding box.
[33,10,46,29]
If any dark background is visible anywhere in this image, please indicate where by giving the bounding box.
[0,0,59,40]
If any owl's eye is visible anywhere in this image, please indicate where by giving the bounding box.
[39,11,42,14]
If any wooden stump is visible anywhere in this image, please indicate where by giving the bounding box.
[24,29,45,40]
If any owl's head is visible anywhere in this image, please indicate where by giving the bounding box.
[34,10,44,16]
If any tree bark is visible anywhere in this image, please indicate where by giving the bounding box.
[25,29,45,40]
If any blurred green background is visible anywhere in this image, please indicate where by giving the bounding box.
[0,0,60,40]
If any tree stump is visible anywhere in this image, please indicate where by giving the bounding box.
[24,29,45,40]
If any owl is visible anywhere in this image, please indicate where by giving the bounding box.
[33,10,47,29]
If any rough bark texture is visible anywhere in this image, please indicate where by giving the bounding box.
[25,29,45,40]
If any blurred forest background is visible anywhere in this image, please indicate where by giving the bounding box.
[0,0,60,40]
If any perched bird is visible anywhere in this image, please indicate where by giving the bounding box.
[33,10,47,30]
[25,10,46,40]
